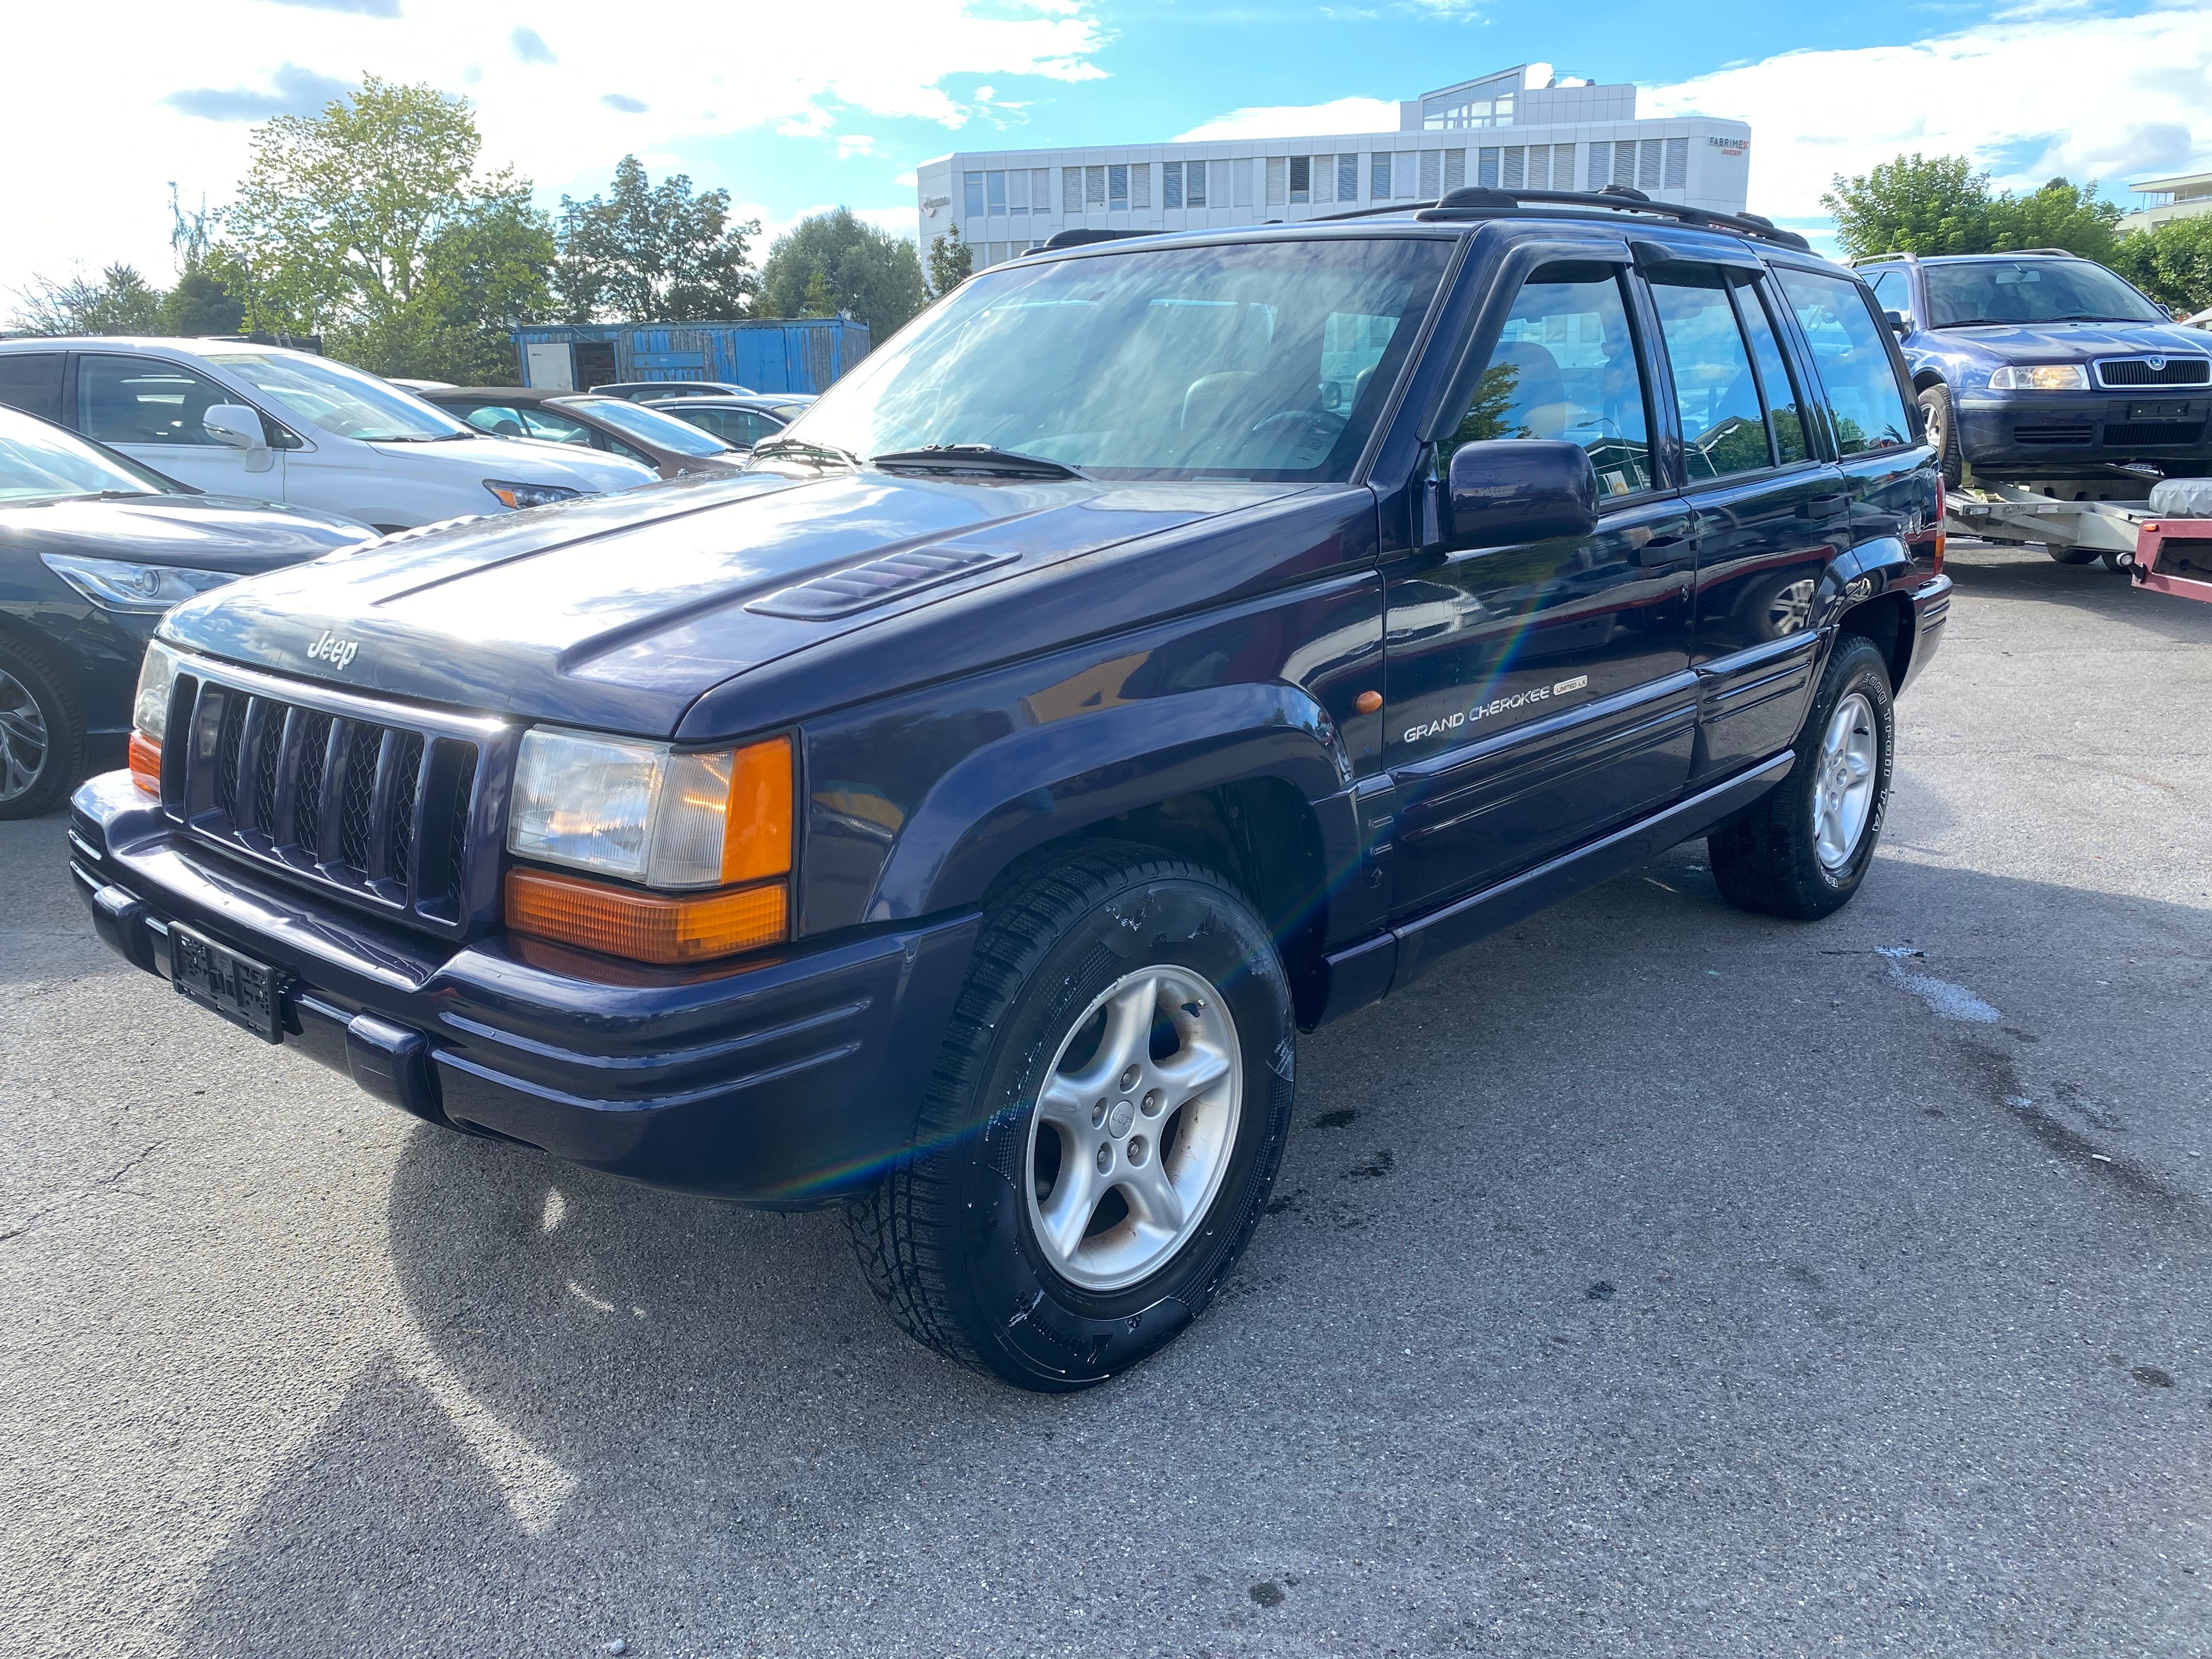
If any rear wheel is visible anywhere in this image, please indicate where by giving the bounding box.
[1708,634,1894,921]
[1918,384,1963,490]
[2046,543,2101,565]
[0,640,82,821]
[848,843,1295,1391]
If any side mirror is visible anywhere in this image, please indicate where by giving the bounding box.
[1445,439,1599,551]
[202,404,274,473]
[1884,309,1910,336]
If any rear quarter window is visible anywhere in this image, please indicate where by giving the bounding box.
[1775,268,1915,454]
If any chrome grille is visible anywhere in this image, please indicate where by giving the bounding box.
[2095,357,2211,388]
[168,666,498,935]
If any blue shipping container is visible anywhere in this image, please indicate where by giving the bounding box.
[511,318,871,395]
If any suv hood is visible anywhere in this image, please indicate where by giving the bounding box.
[364,432,656,494]
[158,468,1305,735]
[0,491,369,573]
[1936,319,2212,364]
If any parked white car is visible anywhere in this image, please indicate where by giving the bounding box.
[0,338,654,532]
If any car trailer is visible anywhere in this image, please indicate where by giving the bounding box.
[1943,475,2212,604]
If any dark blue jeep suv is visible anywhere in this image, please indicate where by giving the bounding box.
[1857,250,2211,487]
[69,185,1950,1389]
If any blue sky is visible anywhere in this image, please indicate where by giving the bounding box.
[2,0,2208,300]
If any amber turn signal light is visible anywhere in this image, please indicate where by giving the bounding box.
[506,868,788,965]
[128,733,161,795]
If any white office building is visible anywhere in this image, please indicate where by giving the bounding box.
[917,64,1754,270]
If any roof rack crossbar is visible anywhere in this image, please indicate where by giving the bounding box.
[1313,186,1810,252]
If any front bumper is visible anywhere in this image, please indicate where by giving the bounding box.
[69,770,979,1207]
[1955,392,2211,472]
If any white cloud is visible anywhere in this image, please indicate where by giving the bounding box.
[836,135,878,159]
[1644,3,2212,226]
[1175,95,1403,143]
[0,0,1109,301]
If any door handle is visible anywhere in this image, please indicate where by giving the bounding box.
[1797,493,1850,518]
[1632,532,1693,568]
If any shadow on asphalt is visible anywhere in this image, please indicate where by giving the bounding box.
[169,845,2212,1657]
[1944,546,2212,646]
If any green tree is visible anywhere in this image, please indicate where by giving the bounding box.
[553,156,759,321]
[2108,215,2212,314]
[212,77,550,376]
[6,264,167,336]
[1988,177,2121,260]
[156,266,244,336]
[1822,154,1996,258]
[927,225,973,297]
[755,208,927,338]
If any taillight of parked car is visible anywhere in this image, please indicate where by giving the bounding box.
[503,729,793,964]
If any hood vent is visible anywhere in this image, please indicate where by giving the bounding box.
[746,544,1017,619]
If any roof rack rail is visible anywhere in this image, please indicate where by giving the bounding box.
[1037,228,1150,252]
[2011,247,2080,257]
[1313,185,1810,251]
[1847,251,1917,266]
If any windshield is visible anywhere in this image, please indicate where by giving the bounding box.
[0,404,178,502]
[569,397,732,456]
[202,352,475,442]
[784,236,1457,480]
[1923,259,2167,328]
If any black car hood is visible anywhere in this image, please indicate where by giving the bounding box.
[159,468,1307,736]
[0,491,370,573]
[1936,319,2212,365]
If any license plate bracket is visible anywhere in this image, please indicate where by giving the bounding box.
[170,926,286,1043]
[2129,400,2193,420]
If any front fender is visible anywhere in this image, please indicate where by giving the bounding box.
[872,682,1350,922]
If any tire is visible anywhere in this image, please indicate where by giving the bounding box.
[848,842,1296,1391]
[1708,634,1894,921]
[2100,549,2130,573]
[2045,544,2101,565]
[1918,383,1963,490]
[0,638,83,821]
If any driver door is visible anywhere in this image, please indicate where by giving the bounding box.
[75,354,283,503]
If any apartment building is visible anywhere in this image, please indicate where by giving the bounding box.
[917,64,1754,270]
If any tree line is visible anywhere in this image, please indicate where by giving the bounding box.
[5,78,938,381]
[1822,154,2212,313]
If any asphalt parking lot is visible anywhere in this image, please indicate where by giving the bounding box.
[4,540,2209,1658]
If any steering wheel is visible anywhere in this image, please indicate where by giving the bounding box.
[1248,408,1348,457]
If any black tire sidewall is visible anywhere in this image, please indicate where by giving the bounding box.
[946,871,1294,1387]
[1794,637,1895,901]
[0,640,82,820]
[1918,385,1963,490]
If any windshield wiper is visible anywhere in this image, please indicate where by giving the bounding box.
[869,444,1085,479]
[750,436,863,469]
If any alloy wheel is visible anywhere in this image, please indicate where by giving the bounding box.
[1813,690,1878,871]
[0,668,49,805]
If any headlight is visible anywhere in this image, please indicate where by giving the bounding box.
[506,727,794,963]
[42,552,240,614]
[483,479,584,510]
[127,641,182,794]
[1988,364,2090,391]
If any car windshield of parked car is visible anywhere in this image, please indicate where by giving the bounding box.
[202,352,476,442]
[784,236,1457,480]
[1923,260,2167,328]
[569,397,733,456]
[0,405,177,502]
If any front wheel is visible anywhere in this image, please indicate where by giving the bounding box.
[1917,384,1963,490]
[1708,634,1895,920]
[848,843,1295,1390]
[0,640,83,821]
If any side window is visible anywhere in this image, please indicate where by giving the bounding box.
[78,355,238,447]
[1775,268,1914,455]
[517,408,594,445]
[459,404,528,437]
[0,353,65,423]
[603,436,655,465]
[736,411,784,446]
[1649,268,1772,481]
[1444,262,1655,499]
[1868,269,1911,324]
[1737,283,1810,465]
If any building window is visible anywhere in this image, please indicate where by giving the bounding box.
[1588,142,1609,191]
[1371,153,1392,200]
[1063,167,1084,213]
[1478,148,1500,189]
[1132,163,1150,208]
[1187,159,1207,207]
[1425,92,1513,130]
[1266,156,1287,207]
[1108,164,1128,210]
[1638,139,1662,191]
[1007,170,1029,214]
[1289,155,1310,204]
[986,171,1007,215]
[1444,150,1466,191]
[1615,143,1637,189]
[1663,138,1688,190]
[1503,147,1525,189]
[964,172,985,219]
[1419,150,1441,199]
[1336,153,1358,204]
[1085,165,1106,209]
[1163,160,1183,210]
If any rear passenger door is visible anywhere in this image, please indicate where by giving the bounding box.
[75,353,284,503]
[1385,253,1698,913]
[1641,258,1848,779]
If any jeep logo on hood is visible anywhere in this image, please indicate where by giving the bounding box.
[306,630,359,670]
